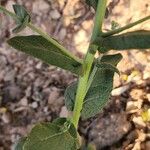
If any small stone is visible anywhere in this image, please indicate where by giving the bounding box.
[31,102,38,109]
[1,112,12,124]
[111,85,129,96]
[58,28,67,40]
[132,142,141,150]
[137,130,146,142]
[32,0,50,14]
[130,89,144,100]
[50,10,61,19]
[132,116,146,128]
[35,62,42,69]
[43,106,49,113]
[59,106,68,118]
[147,94,150,102]
[143,72,150,80]
[4,70,16,81]
[126,100,143,113]
[74,29,89,54]
[20,97,28,106]
[48,88,60,105]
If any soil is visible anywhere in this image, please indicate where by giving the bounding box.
[0,0,150,150]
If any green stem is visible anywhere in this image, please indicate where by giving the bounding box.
[86,65,98,94]
[102,15,150,37]
[71,0,107,128]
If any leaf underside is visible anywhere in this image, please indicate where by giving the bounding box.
[7,35,82,75]
[97,30,150,53]
[16,118,77,150]
[65,53,122,119]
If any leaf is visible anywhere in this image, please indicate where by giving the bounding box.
[12,4,30,33]
[85,0,109,17]
[23,118,78,150]
[96,62,120,75]
[65,54,122,119]
[14,137,27,150]
[86,0,98,10]
[96,30,150,52]
[7,35,82,75]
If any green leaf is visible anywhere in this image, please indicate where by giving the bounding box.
[23,118,78,150]
[96,62,120,75]
[12,4,30,33]
[7,35,82,75]
[86,0,98,10]
[65,54,122,119]
[96,30,150,52]
[14,137,27,150]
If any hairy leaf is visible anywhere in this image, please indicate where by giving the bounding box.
[7,35,82,75]
[65,54,122,119]
[96,30,150,53]
[13,5,30,33]
[23,118,77,150]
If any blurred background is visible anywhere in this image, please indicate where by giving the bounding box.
[0,0,150,149]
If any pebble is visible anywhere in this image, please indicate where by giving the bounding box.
[1,112,12,124]
[74,29,89,54]
[132,142,141,150]
[58,28,67,40]
[126,100,143,113]
[48,88,60,105]
[143,72,150,80]
[50,10,61,19]
[147,94,150,102]
[59,106,68,118]
[137,131,146,142]
[129,89,143,100]
[31,102,38,109]
[32,0,50,14]
[4,70,16,81]
[132,116,146,128]
[20,97,28,106]
[111,85,129,96]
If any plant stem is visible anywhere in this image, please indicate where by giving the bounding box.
[71,0,107,128]
[102,15,150,37]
